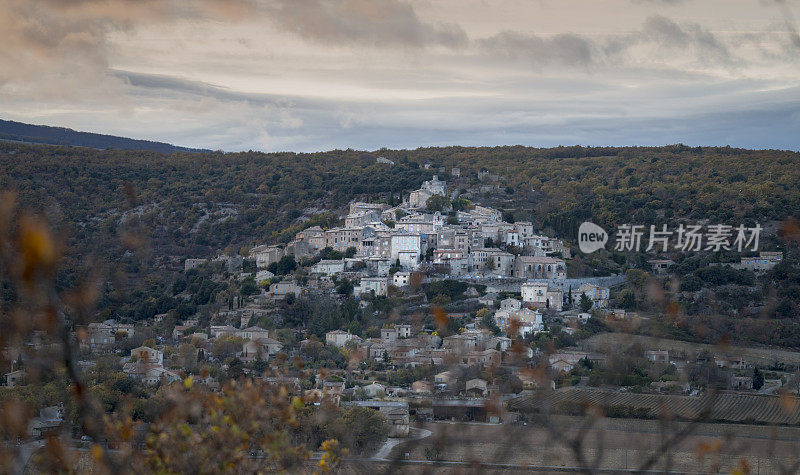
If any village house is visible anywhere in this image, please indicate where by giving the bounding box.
[645,350,670,363]
[362,382,387,397]
[5,368,25,387]
[355,276,392,297]
[465,378,488,397]
[184,258,208,272]
[494,305,543,337]
[576,283,610,308]
[237,326,271,341]
[325,330,360,348]
[408,175,447,209]
[513,256,567,280]
[269,280,301,299]
[250,245,284,269]
[240,337,283,361]
[392,271,412,287]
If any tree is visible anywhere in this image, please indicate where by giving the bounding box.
[478,308,500,335]
[579,292,593,312]
[425,195,451,212]
[753,367,764,390]
[617,289,636,310]
[240,276,258,296]
[324,407,388,454]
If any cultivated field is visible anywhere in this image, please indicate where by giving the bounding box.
[510,387,800,425]
[582,332,800,368]
[366,418,800,473]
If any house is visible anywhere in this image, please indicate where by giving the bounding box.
[434,371,455,386]
[131,346,163,365]
[465,378,488,397]
[256,270,275,282]
[494,307,542,337]
[389,340,421,364]
[312,259,345,276]
[737,251,783,272]
[490,336,512,352]
[550,359,576,373]
[645,350,670,363]
[210,325,238,339]
[396,324,412,338]
[521,282,548,306]
[433,249,470,275]
[548,351,606,373]
[142,367,181,385]
[390,233,423,268]
[84,322,115,349]
[393,271,412,287]
[513,256,566,280]
[442,334,478,353]
[4,369,25,387]
[412,380,433,393]
[241,338,283,361]
[383,407,410,437]
[237,326,271,341]
[546,287,564,311]
[322,381,345,405]
[408,175,447,208]
[362,382,387,397]
[355,277,391,297]
[269,281,301,298]
[576,283,610,308]
[522,281,564,308]
[478,293,498,307]
[172,325,190,339]
[184,258,208,272]
[250,245,284,269]
[28,405,64,438]
[396,212,445,234]
[381,327,399,343]
[325,330,359,348]
[463,349,501,367]
[358,339,388,360]
[647,259,675,274]
[730,376,754,390]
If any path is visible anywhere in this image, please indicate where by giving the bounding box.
[371,427,432,461]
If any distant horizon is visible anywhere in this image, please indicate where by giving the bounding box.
[4,116,800,155]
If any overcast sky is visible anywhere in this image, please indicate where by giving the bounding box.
[2,0,799,152]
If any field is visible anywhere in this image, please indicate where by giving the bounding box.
[581,332,800,368]
[510,387,800,425]
[362,418,800,473]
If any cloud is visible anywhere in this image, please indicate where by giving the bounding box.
[260,0,468,48]
[0,0,255,93]
[478,31,595,67]
[476,15,739,71]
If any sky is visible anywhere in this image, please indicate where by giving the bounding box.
[1,0,799,152]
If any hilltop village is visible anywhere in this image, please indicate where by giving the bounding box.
[5,166,792,444]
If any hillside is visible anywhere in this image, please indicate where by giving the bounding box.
[1,140,800,346]
[0,118,209,153]
[2,142,798,262]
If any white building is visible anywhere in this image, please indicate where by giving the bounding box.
[393,271,412,287]
[356,277,392,297]
[326,330,360,347]
[390,233,422,268]
[312,259,345,276]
